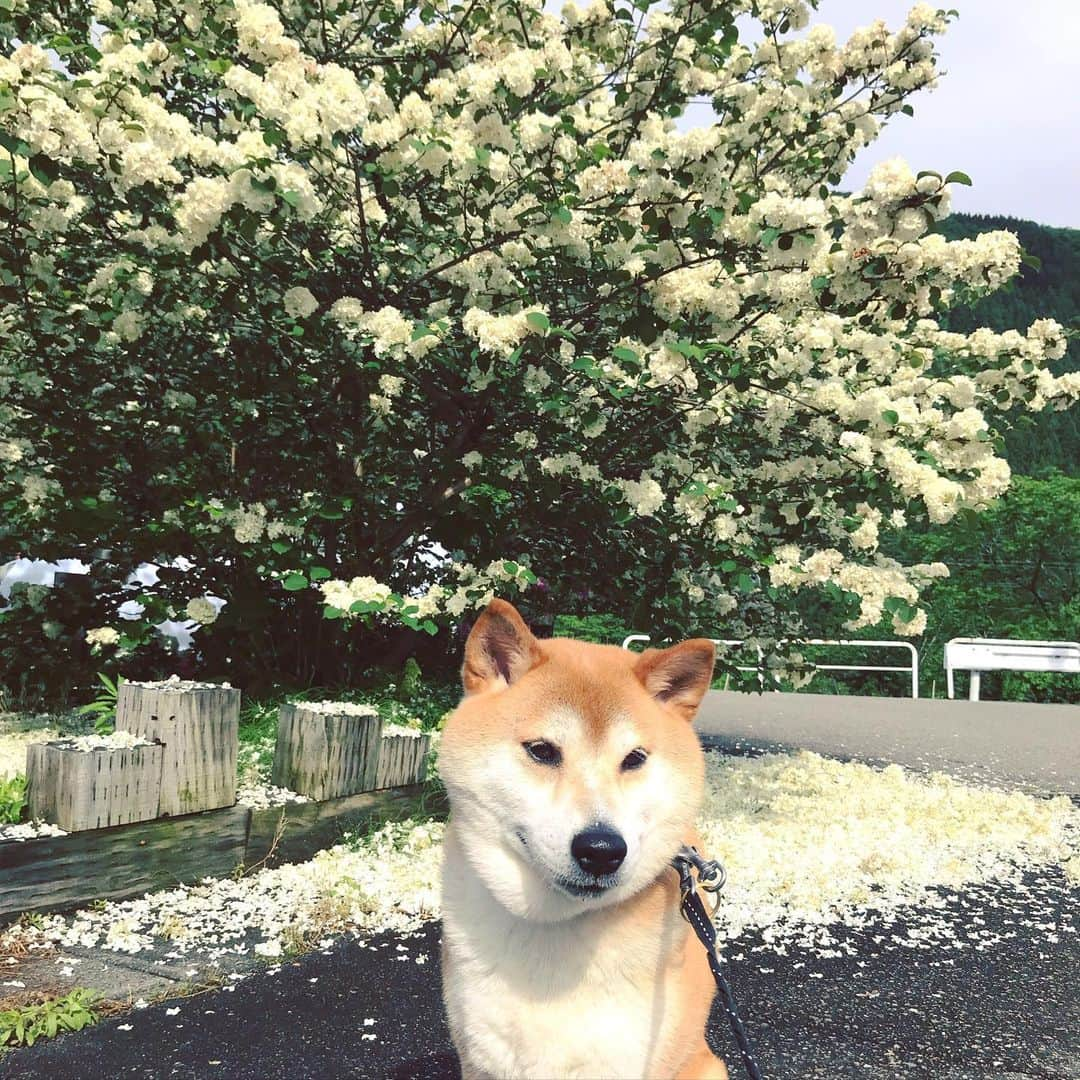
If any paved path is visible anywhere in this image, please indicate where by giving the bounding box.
[4,866,1077,1080]
[695,691,1080,794]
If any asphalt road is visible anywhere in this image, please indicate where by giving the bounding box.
[695,691,1080,795]
[4,866,1077,1080]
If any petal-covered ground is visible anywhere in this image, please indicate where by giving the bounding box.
[3,751,1076,969]
[2,750,1078,1077]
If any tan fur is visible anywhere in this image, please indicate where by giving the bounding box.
[440,600,727,1079]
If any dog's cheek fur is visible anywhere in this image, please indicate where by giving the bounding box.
[442,737,584,922]
[622,751,703,889]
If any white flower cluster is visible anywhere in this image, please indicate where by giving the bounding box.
[319,575,393,613]
[319,559,535,623]
[769,547,949,633]
[462,308,547,358]
[1,0,1077,648]
[85,627,120,648]
[617,474,666,518]
[185,597,219,625]
[282,286,318,319]
[203,501,301,546]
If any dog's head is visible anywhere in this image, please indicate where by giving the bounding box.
[440,599,714,922]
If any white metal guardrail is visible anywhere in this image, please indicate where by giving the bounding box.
[621,635,920,699]
[943,638,1080,701]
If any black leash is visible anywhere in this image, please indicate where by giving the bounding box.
[672,846,764,1080]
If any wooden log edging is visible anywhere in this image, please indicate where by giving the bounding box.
[272,702,382,800]
[0,783,437,924]
[375,731,431,790]
[116,679,240,817]
[26,739,165,832]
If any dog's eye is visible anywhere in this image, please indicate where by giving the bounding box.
[523,740,562,767]
[621,748,648,772]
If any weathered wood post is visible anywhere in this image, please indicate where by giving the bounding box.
[26,737,164,832]
[374,728,432,789]
[116,677,240,816]
[272,701,382,801]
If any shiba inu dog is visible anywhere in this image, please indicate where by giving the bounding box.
[440,599,728,1080]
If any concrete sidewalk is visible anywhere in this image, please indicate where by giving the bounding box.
[695,691,1080,795]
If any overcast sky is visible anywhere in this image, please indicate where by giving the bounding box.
[817,0,1080,227]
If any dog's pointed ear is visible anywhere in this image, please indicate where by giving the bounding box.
[634,639,716,720]
[462,599,544,695]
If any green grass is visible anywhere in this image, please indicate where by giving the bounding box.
[0,989,99,1048]
[0,774,26,825]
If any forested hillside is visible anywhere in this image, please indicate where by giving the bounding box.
[937,214,1080,475]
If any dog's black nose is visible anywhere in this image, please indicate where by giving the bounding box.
[571,826,627,876]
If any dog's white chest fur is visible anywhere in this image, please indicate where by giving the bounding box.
[441,827,687,1080]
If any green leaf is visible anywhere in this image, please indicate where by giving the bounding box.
[271,541,291,554]
[883,596,917,622]
[944,170,973,187]
[308,566,331,581]
[0,130,32,158]
[881,409,900,425]
[526,311,550,332]
[28,155,59,185]
[570,355,602,378]
[282,573,308,591]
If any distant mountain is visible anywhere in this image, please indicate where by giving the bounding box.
[935,213,1080,475]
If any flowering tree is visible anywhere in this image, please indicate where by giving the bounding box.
[1,0,1076,689]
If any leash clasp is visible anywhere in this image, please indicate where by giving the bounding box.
[672,844,726,920]
[671,846,764,1080]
